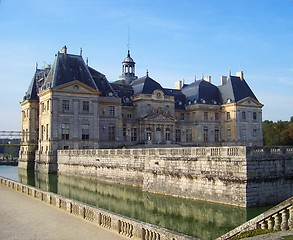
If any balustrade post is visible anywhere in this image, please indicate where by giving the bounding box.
[289,206,293,230]
[273,213,281,231]
[281,209,289,230]
[260,220,267,230]
[267,216,274,230]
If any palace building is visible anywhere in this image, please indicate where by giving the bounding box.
[19,46,263,172]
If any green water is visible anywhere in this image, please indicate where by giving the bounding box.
[0,166,270,240]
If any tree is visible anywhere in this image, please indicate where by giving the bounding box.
[263,120,293,146]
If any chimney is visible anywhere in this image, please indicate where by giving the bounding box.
[61,45,67,55]
[221,76,228,85]
[236,71,244,80]
[175,80,183,90]
[205,75,212,83]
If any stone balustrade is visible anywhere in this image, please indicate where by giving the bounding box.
[246,146,293,157]
[59,146,293,159]
[59,146,247,158]
[217,196,293,240]
[0,176,195,240]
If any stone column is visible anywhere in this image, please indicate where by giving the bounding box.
[267,216,274,230]
[259,220,267,230]
[288,206,293,230]
[273,213,281,231]
[281,209,289,230]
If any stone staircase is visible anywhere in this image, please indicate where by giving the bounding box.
[217,196,293,239]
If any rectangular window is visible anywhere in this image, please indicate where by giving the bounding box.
[62,100,69,111]
[180,113,185,120]
[186,129,192,142]
[253,112,257,120]
[215,129,220,142]
[127,113,132,119]
[46,124,49,140]
[253,128,257,137]
[242,111,246,120]
[109,106,115,116]
[41,125,45,140]
[165,128,171,141]
[61,123,70,140]
[82,124,90,140]
[226,112,230,120]
[131,128,137,142]
[203,127,208,142]
[242,128,247,140]
[175,129,181,142]
[203,112,208,121]
[215,112,219,121]
[123,127,126,140]
[47,100,50,111]
[83,101,89,112]
[108,125,115,141]
[227,129,231,141]
[41,102,45,113]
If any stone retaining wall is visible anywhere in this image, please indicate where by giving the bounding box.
[58,146,293,207]
[0,176,195,240]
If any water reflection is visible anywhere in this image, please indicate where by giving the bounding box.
[3,167,270,240]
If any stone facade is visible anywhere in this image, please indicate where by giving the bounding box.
[19,46,263,173]
[57,146,293,207]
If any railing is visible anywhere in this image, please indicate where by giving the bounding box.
[246,146,293,156]
[0,176,195,240]
[217,196,293,239]
[60,146,248,159]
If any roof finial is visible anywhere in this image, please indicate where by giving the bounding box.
[229,69,231,76]
[36,62,38,70]
[202,73,204,79]
[146,69,149,77]
[86,57,88,66]
[80,47,82,56]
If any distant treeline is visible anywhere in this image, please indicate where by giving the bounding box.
[0,139,20,158]
[263,118,293,146]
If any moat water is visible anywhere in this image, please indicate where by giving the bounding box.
[0,165,270,240]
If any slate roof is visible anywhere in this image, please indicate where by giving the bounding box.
[181,79,222,105]
[44,53,98,90]
[23,49,116,100]
[88,66,116,97]
[23,47,260,111]
[164,88,186,110]
[131,75,164,95]
[23,68,50,101]
[111,82,134,106]
[218,76,258,103]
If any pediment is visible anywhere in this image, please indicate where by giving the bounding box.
[142,112,175,122]
[54,80,100,95]
[237,97,263,107]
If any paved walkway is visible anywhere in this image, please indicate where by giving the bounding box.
[0,184,128,240]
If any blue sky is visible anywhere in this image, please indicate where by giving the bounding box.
[0,0,292,130]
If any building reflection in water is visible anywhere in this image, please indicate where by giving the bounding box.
[18,169,269,240]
